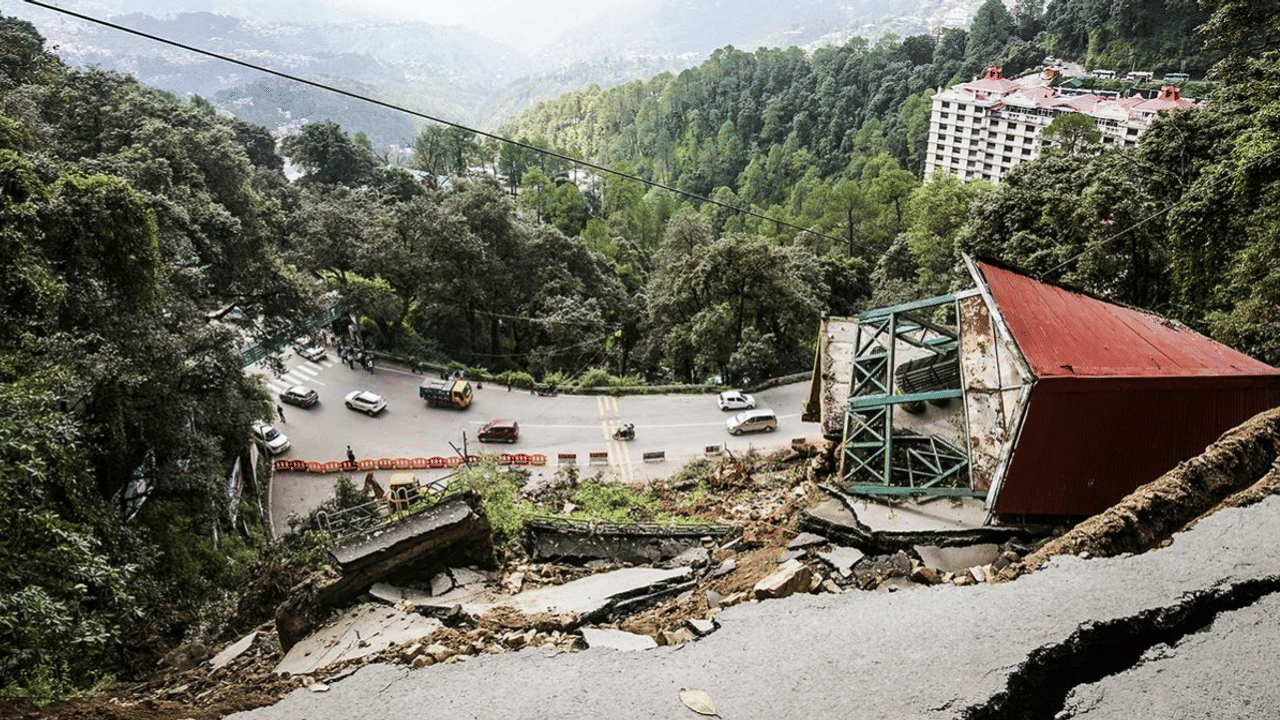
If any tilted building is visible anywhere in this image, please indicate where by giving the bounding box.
[924,67,1203,183]
[806,257,1280,521]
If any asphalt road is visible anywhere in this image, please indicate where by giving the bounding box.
[251,350,815,534]
[227,495,1280,720]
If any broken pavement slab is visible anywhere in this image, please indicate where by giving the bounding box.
[481,566,694,620]
[230,497,1280,720]
[579,628,658,651]
[275,603,442,677]
[276,492,494,651]
[209,631,258,670]
[915,544,1000,574]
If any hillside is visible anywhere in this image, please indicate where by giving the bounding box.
[12,0,989,142]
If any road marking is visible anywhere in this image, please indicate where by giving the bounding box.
[596,395,619,415]
[293,364,319,377]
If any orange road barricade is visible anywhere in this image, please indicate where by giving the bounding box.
[322,461,342,473]
[411,457,429,469]
[306,461,323,473]
[376,458,395,470]
[358,459,376,471]
[512,453,531,465]
[531,454,547,466]
[394,458,411,469]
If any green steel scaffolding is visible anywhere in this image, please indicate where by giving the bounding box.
[840,293,985,499]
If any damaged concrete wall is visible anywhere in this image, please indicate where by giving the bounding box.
[523,520,733,564]
[1006,407,1280,578]
[809,317,858,437]
[957,293,1030,492]
[276,492,495,651]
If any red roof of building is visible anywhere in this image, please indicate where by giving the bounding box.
[973,260,1280,516]
[966,66,1024,94]
[976,260,1280,379]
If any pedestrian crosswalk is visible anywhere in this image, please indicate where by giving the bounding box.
[261,358,336,396]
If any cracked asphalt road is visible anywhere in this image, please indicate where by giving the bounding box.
[228,496,1280,720]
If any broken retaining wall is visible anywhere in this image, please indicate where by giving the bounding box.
[276,492,495,651]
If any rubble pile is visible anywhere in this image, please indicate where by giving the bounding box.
[24,409,1280,720]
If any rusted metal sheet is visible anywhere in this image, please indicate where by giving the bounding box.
[991,377,1280,516]
[976,261,1280,379]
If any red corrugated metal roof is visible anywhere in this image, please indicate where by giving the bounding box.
[976,260,1280,379]
[974,260,1280,517]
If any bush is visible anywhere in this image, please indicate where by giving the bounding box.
[577,367,613,388]
[449,457,534,541]
[570,478,656,523]
[499,370,535,389]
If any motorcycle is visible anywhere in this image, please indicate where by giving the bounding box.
[613,423,635,441]
[534,383,559,397]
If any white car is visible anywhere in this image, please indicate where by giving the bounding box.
[295,343,327,362]
[251,421,291,454]
[718,390,756,411]
[344,389,387,416]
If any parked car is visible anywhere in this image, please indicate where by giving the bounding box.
[279,385,319,408]
[295,342,327,362]
[477,419,519,443]
[251,421,291,454]
[726,408,777,435]
[344,390,387,416]
[717,390,756,411]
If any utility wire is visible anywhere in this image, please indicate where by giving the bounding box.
[24,0,859,249]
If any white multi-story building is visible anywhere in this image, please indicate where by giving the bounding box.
[924,67,1203,183]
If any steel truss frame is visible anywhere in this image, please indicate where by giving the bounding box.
[840,294,985,498]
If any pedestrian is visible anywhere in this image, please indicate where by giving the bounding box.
[346,445,356,464]
[276,404,286,423]
[347,352,354,370]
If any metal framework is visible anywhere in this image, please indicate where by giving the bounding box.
[840,294,985,498]
[240,302,345,367]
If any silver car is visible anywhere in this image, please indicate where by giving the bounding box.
[251,421,291,454]
[344,390,387,416]
[726,408,777,435]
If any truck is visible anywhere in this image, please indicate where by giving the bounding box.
[419,377,474,409]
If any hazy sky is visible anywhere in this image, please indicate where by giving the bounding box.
[4,0,643,47]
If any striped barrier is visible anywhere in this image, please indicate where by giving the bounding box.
[791,437,808,447]
[705,445,722,456]
[274,451,575,474]
[588,451,609,465]
[642,451,665,462]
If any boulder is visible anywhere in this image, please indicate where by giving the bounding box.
[753,559,814,600]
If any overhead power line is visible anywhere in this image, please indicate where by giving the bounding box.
[23,0,860,249]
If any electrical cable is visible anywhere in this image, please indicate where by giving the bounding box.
[22,0,864,250]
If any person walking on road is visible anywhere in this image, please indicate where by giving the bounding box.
[346,445,356,464]
[276,404,286,423]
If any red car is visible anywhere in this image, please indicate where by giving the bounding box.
[477,419,519,443]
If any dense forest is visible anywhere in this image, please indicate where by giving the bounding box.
[1,0,1278,702]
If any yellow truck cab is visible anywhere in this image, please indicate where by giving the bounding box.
[419,377,473,409]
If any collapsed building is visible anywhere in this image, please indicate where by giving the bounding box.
[806,256,1280,522]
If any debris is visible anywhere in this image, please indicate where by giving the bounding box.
[817,546,864,577]
[909,566,943,586]
[580,627,658,651]
[276,603,442,676]
[679,688,719,716]
[208,631,256,670]
[753,559,813,600]
[787,532,827,550]
[686,619,717,637]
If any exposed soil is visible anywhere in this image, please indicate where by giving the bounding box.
[22,408,1280,720]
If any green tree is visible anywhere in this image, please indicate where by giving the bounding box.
[1041,112,1103,155]
[281,120,379,187]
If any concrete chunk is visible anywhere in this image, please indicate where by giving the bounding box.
[580,627,658,651]
[788,532,827,550]
[753,559,814,600]
[818,546,865,576]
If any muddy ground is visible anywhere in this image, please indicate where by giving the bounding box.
[12,407,1280,720]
